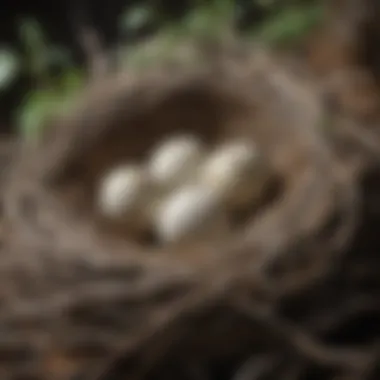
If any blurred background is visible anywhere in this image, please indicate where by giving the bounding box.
[0,0,323,139]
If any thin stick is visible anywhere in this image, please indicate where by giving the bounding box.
[68,0,110,81]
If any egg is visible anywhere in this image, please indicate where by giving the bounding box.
[148,135,204,191]
[153,184,229,244]
[97,164,154,231]
[199,140,268,209]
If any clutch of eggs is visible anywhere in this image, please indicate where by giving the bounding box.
[96,134,270,244]
[96,134,206,235]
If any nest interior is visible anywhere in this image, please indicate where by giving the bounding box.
[53,66,280,247]
[9,49,304,258]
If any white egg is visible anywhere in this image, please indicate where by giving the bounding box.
[199,141,268,208]
[154,184,228,244]
[148,135,204,190]
[97,164,153,228]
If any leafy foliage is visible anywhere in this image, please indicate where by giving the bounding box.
[4,1,325,140]
[17,68,84,140]
[0,49,20,92]
[14,19,85,140]
[254,3,324,45]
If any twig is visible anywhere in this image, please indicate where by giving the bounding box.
[68,0,110,81]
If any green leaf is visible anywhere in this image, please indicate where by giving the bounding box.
[0,49,20,91]
[17,90,56,140]
[19,18,51,80]
[255,4,324,46]
[181,0,234,37]
[19,18,47,53]
[183,7,212,34]
[59,68,85,94]
[17,86,80,140]
[120,6,155,32]
[256,0,280,8]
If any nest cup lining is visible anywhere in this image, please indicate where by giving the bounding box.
[41,69,281,251]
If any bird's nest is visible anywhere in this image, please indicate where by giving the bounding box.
[0,34,380,380]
